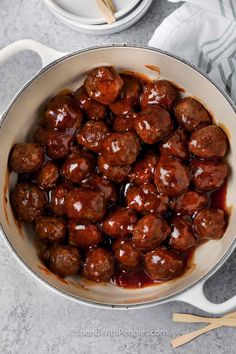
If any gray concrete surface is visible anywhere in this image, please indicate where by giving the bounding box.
[0,1,235,353]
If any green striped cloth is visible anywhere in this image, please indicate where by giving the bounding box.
[149,0,236,101]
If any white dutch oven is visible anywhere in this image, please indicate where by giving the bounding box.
[0,40,236,313]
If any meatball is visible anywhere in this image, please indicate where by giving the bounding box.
[126,184,169,215]
[49,183,72,216]
[34,161,59,190]
[191,159,228,191]
[101,207,138,238]
[9,143,44,174]
[134,106,173,144]
[11,183,47,222]
[81,173,117,203]
[189,125,228,158]
[34,126,73,160]
[46,245,81,277]
[140,80,177,111]
[76,121,108,152]
[74,86,106,121]
[175,97,212,132]
[68,220,103,248]
[98,155,131,183]
[144,247,184,280]
[112,239,141,269]
[171,190,208,215]
[42,94,83,131]
[193,208,226,240]
[133,214,170,251]
[154,156,190,197]
[35,216,66,245]
[64,188,106,222]
[83,248,114,282]
[169,217,196,251]
[101,132,140,166]
[159,128,189,160]
[110,75,140,115]
[61,151,94,184]
[129,150,159,185]
[84,66,124,105]
[113,112,137,133]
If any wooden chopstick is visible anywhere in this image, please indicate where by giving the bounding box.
[171,311,236,349]
[173,313,236,326]
[96,0,116,24]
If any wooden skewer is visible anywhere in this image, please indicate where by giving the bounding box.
[103,0,116,13]
[171,311,236,349]
[173,313,236,326]
[95,0,116,24]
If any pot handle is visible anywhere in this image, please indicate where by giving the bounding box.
[0,39,67,119]
[175,281,236,314]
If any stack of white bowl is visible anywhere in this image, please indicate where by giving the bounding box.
[43,0,153,35]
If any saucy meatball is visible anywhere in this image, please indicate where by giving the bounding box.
[189,125,228,158]
[98,155,131,183]
[191,159,228,191]
[83,248,114,282]
[126,184,169,215]
[68,220,103,248]
[110,75,140,115]
[175,97,212,132]
[35,161,59,190]
[42,94,83,131]
[160,128,189,160]
[129,150,159,185]
[133,214,170,251]
[144,247,184,280]
[134,106,173,144]
[101,132,140,166]
[85,66,124,105]
[74,86,106,121]
[49,183,72,216]
[76,121,108,152]
[154,156,190,197]
[35,216,66,245]
[11,183,47,222]
[34,126,73,160]
[9,143,44,174]
[61,151,94,184]
[46,245,81,277]
[140,80,177,111]
[112,239,141,269]
[169,217,196,251]
[81,173,117,203]
[64,188,106,222]
[113,112,137,133]
[101,207,138,238]
[171,190,208,215]
[193,208,226,240]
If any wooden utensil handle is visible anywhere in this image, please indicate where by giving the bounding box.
[173,313,236,326]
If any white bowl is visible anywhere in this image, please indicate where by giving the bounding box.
[44,0,142,25]
[0,41,235,313]
[52,0,153,35]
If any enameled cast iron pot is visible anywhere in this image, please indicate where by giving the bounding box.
[0,40,236,313]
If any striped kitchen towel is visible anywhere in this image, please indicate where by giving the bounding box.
[149,0,236,102]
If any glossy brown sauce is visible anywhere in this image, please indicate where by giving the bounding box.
[8,68,230,289]
[3,168,10,226]
[38,264,69,284]
[111,182,228,289]
[145,65,161,75]
[121,70,153,84]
